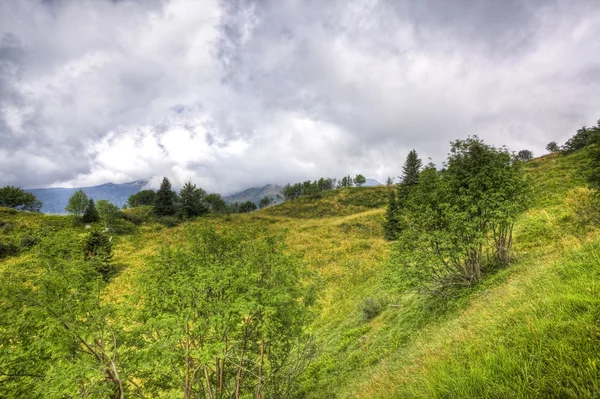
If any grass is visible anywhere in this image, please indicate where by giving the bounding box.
[1,151,599,398]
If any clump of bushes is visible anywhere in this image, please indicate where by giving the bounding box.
[0,239,19,258]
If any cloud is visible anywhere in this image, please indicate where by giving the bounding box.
[1,0,599,192]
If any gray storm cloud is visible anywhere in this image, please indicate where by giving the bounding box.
[0,0,599,193]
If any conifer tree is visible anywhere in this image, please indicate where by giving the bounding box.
[178,181,208,219]
[397,150,422,207]
[155,177,176,216]
[81,198,99,223]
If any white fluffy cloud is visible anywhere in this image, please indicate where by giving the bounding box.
[1,0,599,192]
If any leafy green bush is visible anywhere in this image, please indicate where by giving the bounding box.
[0,239,19,258]
[360,297,383,321]
[121,205,154,225]
[19,235,40,249]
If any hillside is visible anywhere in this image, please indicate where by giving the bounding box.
[1,151,600,398]
[26,180,147,214]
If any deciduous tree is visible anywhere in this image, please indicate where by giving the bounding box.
[65,189,88,218]
[0,186,42,212]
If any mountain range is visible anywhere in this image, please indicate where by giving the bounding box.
[26,181,148,214]
[26,179,382,214]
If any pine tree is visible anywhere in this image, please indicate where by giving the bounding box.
[397,150,422,207]
[81,198,99,223]
[155,177,176,216]
[384,190,399,240]
[83,229,114,280]
[179,181,208,219]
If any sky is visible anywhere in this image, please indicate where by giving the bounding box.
[1,0,599,194]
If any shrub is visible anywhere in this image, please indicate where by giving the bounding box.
[0,240,19,258]
[360,297,383,321]
[19,235,40,249]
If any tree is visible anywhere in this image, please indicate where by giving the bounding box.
[228,201,240,214]
[239,200,257,213]
[259,196,275,209]
[546,141,559,153]
[384,190,399,241]
[393,137,530,288]
[127,190,156,207]
[134,223,313,399]
[562,126,597,153]
[96,200,120,226]
[0,230,126,398]
[178,181,209,219]
[354,174,367,187]
[83,229,114,280]
[65,189,88,218]
[401,150,423,186]
[205,193,228,213]
[0,186,42,212]
[337,175,353,188]
[517,149,533,161]
[81,198,99,223]
[154,177,176,216]
[397,150,422,207]
[386,177,394,187]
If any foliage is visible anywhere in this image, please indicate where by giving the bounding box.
[562,125,600,153]
[178,181,209,219]
[400,149,422,187]
[0,231,125,398]
[96,199,121,226]
[546,141,559,153]
[81,198,100,223]
[205,193,228,213]
[65,189,88,218]
[133,222,313,398]
[83,229,114,280]
[127,189,156,207]
[156,215,180,227]
[586,132,600,195]
[517,149,533,161]
[259,195,275,208]
[154,177,177,216]
[393,137,530,288]
[239,200,258,213]
[386,150,423,240]
[383,189,399,241]
[354,174,367,187]
[0,186,42,212]
[280,178,335,201]
[359,297,383,322]
[337,175,354,189]
[228,201,240,214]
[0,239,19,258]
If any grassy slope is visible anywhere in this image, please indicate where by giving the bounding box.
[1,151,599,398]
